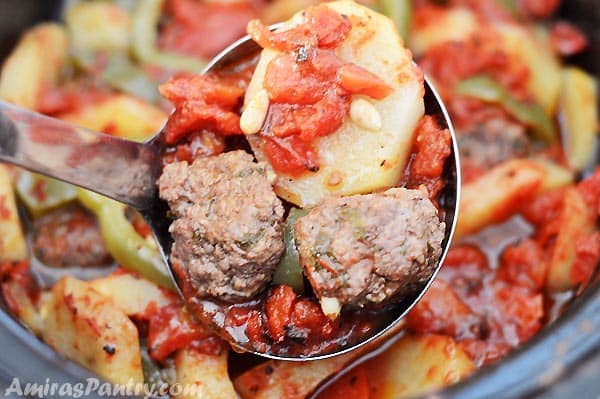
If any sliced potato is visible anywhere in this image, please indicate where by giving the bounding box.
[0,23,68,109]
[59,94,167,141]
[364,334,474,399]
[0,165,27,261]
[531,157,575,193]
[41,277,144,385]
[546,187,595,292]
[66,2,131,51]
[559,67,599,171]
[455,159,545,239]
[234,352,357,399]
[173,349,237,399]
[246,0,424,207]
[89,273,175,316]
[496,23,562,116]
[409,6,479,56]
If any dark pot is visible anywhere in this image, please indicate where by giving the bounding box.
[0,1,598,398]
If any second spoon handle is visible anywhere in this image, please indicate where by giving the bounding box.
[0,100,162,210]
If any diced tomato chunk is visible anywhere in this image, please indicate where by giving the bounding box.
[317,365,370,399]
[264,54,324,105]
[571,232,600,288]
[337,64,392,99]
[143,303,220,362]
[247,5,350,52]
[289,299,335,339]
[306,5,352,48]
[159,74,244,145]
[550,21,589,56]
[265,285,297,342]
[0,261,40,313]
[498,239,548,290]
[520,188,566,246]
[406,279,483,340]
[519,0,561,19]
[444,245,489,270]
[160,73,244,107]
[246,311,265,342]
[262,135,320,177]
[159,0,256,59]
[489,282,543,343]
[460,339,511,368]
[163,101,242,144]
[577,168,600,216]
[406,115,452,201]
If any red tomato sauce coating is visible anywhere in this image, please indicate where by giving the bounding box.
[0,261,40,314]
[159,73,245,144]
[217,283,371,356]
[407,243,545,367]
[141,302,224,362]
[404,115,452,204]
[417,27,530,130]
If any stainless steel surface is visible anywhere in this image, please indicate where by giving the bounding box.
[0,28,459,360]
[0,100,163,209]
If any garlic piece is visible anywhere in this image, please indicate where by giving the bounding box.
[320,297,342,320]
[350,97,382,131]
[240,89,269,135]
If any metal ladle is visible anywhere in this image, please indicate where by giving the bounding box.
[0,32,460,360]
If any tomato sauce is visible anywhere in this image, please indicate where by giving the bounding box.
[0,261,40,313]
[417,26,530,130]
[37,83,113,116]
[141,302,225,362]
[404,115,452,203]
[550,21,589,56]
[159,73,245,144]
[159,0,258,60]
[407,243,545,367]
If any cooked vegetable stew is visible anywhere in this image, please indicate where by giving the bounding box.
[155,3,451,356]
[0,0,598,398]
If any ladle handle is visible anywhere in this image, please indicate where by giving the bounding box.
[0,100,162,210]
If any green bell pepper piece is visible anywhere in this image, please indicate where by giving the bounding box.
[455,74,557,144]
[76,188,175,290]
[72,50,161,104]
[378,0,413,41]
[497,0,519,14]
[131,0,206,73]
[102,52,162,103]
[273,208,308,294]
[16,172,77,217]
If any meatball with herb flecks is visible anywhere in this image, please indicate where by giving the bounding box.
[158,150,285,301]
[294,187,445,317]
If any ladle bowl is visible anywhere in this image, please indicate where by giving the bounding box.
[0,30,460,360]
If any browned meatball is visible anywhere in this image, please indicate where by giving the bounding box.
[459,117,531,171]
[158,150,285,301]
[33,204,113,268]
[294,187,445,309]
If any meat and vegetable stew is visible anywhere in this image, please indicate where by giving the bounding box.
[0,0,598,398]
[156,1,450,357]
